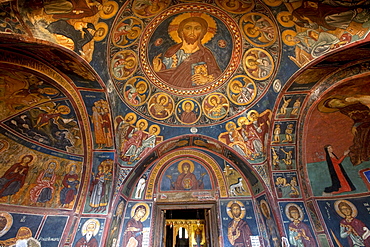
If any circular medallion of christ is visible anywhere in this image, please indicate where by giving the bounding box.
[139,4,242,96]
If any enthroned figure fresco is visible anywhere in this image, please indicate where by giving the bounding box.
[151,13,222,88]
[142,5,240,96]
[162,160,211,191]
[218,109,272,163]
[115,113,163,165]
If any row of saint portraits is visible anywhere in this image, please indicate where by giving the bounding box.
[1,197,370,247]
[119,76,258,123]
[0,132,369,211]
[0,133,117,212]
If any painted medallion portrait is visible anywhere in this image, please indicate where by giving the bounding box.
[176,99,201,125]
[123,76,150,107]
[215,0,254,14]
[148,93,174,120]
[94,22,109,42]
[203,93,229,120]
[227,75,257,105]
[111,50,138,80]
[112,17,143,48]
[240,13,277,47]
[132,0,171,18]
[243,48,274,81]
[140,4,242,95]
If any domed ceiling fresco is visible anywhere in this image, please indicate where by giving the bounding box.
[0,0,370,246]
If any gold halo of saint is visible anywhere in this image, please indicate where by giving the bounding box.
[282,30,297,46]
[317,96,349,113]
[260,199,270,218]
[226,200,246,219]
[136,119,149,131]
[247,110,259,122]
[244,23,260,38]
[0,139,9,153]
[243,48,274,80]
[20,154,37,164]
[131,202,150,221]
[66,162,79,174]
[57,105,71,115]
[334,200,358,218]
[124,77,150,107]
[136,81,148,94]
[240,13,277,47]
[149,124,161,135]
[99,1,119,19]
[182,100,194,110]
[237,116,249,127]
[111,50,138,80]
[94,22,109,42]
[44,159,59,170]
[175,99,201,125]
[112,17,143,48]
[148,93,174,120]
[202,93,229,120]
[125,112,138,125]
[81,218,100,236]
[227,75,256,106]
[168,12,217,45]
[178,159,195,173]
[226,121,237,132]
[0,212,12,237]
[285,203,304,222]
[215,0,255,14]
[277,12,295,27]
[42,87,59,96]
[132,0,171,18]
[262,0,282,7]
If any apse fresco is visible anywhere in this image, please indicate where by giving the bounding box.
[305,78,370,196]
[0,134,83,209]
[0,68,65,119]
[160,159,212,191]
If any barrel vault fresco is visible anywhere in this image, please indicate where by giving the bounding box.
[0,0,370,246]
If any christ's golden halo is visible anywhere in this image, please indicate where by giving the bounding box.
[168,12,217,44]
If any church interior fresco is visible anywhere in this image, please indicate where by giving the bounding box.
[0,0,370,246]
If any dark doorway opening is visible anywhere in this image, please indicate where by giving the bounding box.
[165,209,206,247]
[153,203,219,247]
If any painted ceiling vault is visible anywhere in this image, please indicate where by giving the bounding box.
[0,0,370,246]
